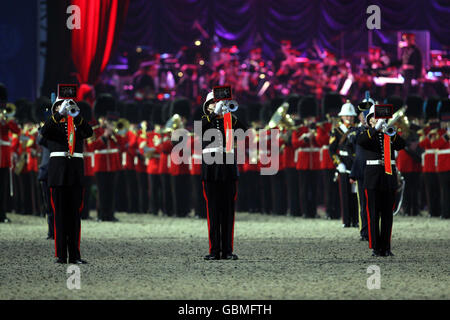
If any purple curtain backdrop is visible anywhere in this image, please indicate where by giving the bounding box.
[118,0,450,58]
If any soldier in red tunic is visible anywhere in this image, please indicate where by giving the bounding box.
[0,84,20,223]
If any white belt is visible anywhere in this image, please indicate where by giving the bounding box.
[84,152,95,167]
[339,150,349,157]
[366,160,396,165]
[202,147,233,154]
[192,154,202,159]
[50,152,84,158]
[437,149,450,155]
[95,148,119,155]
[0,140,11,146]
[294,147,320,162]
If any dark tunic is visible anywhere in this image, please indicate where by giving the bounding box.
[40,112,93,187]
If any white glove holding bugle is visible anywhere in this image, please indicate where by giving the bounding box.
[375,119,386,131]
[337,162,347,174]
[214,100,239,115]
[58,100,71,116]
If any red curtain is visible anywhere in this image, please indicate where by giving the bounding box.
[71,0,129,85]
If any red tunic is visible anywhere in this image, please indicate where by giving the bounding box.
[280,128,296,169]
[120,130,138,171]
[292,126,321,170]
[90,128,126,173]
[432,132,450,173]
[315,122,335,170]
[0,120,20,168]
[243,128,259,172]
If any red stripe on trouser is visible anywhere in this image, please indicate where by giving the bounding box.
[202,181,212,253]
[365,189,372,249]
[49,188,57,257]
[232,181,238,251]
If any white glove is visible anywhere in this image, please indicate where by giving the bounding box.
[375,119,386,131]
[58,100,70,115]
[337,163,346,174]
[221,104,229,115]
[213,101,223,115]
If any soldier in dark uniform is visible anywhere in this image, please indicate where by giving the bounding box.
[41,98,93,264]
[357,106,406,257]
[349,101,373,241]
[201,91,248,260]
[329,100,359,227]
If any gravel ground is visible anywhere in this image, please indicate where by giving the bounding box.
[0,211,449,300]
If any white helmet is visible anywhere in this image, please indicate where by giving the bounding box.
[51,98,65,114]
[338,100,357,117]
[202,91,214,115]
[365,105,375,124]
[358,97,375,111]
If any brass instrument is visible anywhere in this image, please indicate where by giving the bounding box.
[114,118,130,135]
[163,114,184,133]
[1,103,16,121]
[386,106,411,139]
[264,102,300,131]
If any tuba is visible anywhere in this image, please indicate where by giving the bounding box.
[1,103,16,121]
[264,102,298,131]
[163,114,183,133]
[114,118,130,136]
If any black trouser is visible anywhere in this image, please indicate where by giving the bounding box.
[0,168,10,221]
[338,172,358,226]
[270,170,287,215]
[438,171,450,218]
[124,170,139,213]
[246,171,261,213]
[364,187,396,252]
[285,168,300,216]
[95,172,117,221]
[137,172,149,213]
[191,175,206,218]
[171,174,191,217]
[50,186,83,261]
[148,173,161,215]
[260,174,272,214]
[161,174,173,216]
[423,172,441,217]
[402,172,420,216]
[322,169,340,219]
[356,180,368,238]
[115,170,127,212]
[298,170,318,217]
[202,180,237,257]
[39,180,54,237]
